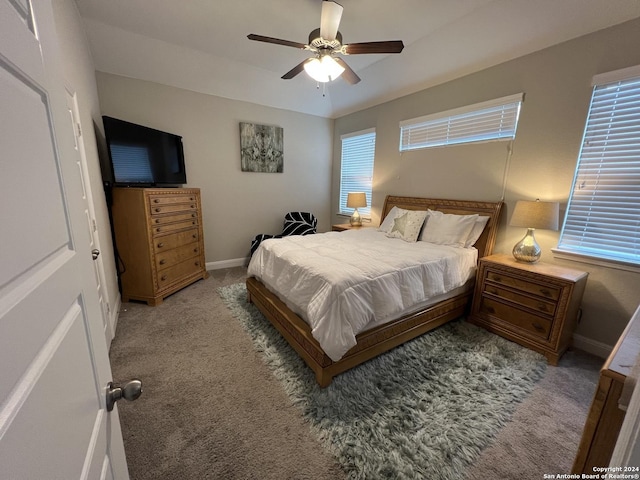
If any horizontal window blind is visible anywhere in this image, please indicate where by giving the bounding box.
[340,129,375,216]
[557,67,640,266]
[399,93,523,151]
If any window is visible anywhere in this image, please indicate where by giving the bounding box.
[399,93,523,151]
[339,129,375,217]
[556,65,640,267]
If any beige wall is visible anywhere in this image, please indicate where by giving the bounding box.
[95,72,333,265]
[333,17,640,351]
[51,0,120,330]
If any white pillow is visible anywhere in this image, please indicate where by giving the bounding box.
[378,206,400,232]
[384,209,428,242]
[419,209,478,247]
[464,216,490,248]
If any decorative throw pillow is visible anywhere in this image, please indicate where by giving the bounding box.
[385,209,428,242]
[464,216,490,248]
[378,206,400,232]
[419,209,478,247]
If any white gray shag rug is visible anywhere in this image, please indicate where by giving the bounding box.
[218,283,547,480]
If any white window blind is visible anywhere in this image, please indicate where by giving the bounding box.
[557,65,640,266]
[399,93,523,151]
[339,129,375,217]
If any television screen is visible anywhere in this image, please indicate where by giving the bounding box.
[103,116,187,186]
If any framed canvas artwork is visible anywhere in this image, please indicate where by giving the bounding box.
[240,122,284,173]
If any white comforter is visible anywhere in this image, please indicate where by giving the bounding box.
[247,228,478,361]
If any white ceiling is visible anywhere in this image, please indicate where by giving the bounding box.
[75,0,640,119]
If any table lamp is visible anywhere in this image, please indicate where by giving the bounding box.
[347,192,367,226]
[510,199,559,263]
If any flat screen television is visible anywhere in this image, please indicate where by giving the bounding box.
[103,116,187,186]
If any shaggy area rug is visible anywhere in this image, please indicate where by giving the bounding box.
[218,283,547,480]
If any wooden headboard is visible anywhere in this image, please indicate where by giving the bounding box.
[380,195,503,259]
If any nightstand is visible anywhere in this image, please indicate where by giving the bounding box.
[331,223,373,232]
[468,253,588,364]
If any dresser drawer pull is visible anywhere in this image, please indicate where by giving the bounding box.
[156,228,162,233]
[157,242,164,248]
[537,303,548,312]
[191,204,195,208]
[191,213,196,218]
[532,322,545,332]
[193,248,198,253]
[195,261,200,266]
[540,289,552,297]
[493,275,502,282]
[192,234,197,239]
[159,259,166,265]
[485,306,495,314]
[155,219,160,224]
[161,275,167,281]
[192,221,195,225]
[155,208,161,212]
[190,197,194,201]
[154,199,160,203]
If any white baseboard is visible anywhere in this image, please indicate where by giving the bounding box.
[572,333,613,359]
[206,257,248,271]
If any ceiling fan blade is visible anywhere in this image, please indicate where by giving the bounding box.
[334,57,360,85]
[247,34,307,50]
[343,41,405,55]
[320,1,343,41]
[281,60,309,80]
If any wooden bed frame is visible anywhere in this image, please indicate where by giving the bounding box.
[246,195,503,387]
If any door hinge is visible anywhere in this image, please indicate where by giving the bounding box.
[76,122,82,137]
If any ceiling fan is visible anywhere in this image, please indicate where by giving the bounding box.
[247,0,404,85]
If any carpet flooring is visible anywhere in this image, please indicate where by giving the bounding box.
[109,267,602,479]
[219,282,549,479]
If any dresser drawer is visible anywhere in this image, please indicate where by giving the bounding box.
[150,211,198,226]
[152,219,199,235]
[485,270,560,300]
[149,203,198,215]
[156,243,202,271]
[153,228,199,253]
[483,283,557,316]
[148,193,198,207]
[479,296,552,340]
[156,257,203,289]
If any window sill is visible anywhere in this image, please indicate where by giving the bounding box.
[551,249,640,274]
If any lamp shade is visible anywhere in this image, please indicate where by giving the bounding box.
[510,200,559,230]
[346,192,367,209]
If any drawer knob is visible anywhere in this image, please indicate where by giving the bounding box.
[486,306,495,314]
[191,205,195,208]
[161,275,167,281]
[532,322,545,332]
[154,199,160,203]
[193,248,198,253]
[192,221,195,225]
[192,213,196,218]
[155,208,161,212]
[159,259,166,265]
[157,242,164,248]
[537,303,548,312]
[190,197,194,201]
[156,228,161,233]
[155,219,160,224]
[192,234,196,239]
[540,289,551,297]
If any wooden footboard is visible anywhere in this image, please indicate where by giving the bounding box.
[246,276,471,387]
[247,195,502,387]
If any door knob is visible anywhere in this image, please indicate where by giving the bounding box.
[92,249,100,260]
[106,379,142,412]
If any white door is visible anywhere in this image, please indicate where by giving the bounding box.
[65,89,115,347]
[0,1,130,478]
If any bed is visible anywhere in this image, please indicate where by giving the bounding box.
[246,195,503,387]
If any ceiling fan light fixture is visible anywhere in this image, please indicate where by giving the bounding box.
[303,55,345,83]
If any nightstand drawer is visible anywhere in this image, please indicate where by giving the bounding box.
[486,270,560,300]
[483,284,557,316]
[479,297,552,340]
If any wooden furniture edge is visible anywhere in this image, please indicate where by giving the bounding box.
[246,195,503,387]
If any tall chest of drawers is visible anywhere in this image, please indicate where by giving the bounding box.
[111,187,208,306]
[469,253,588,364]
